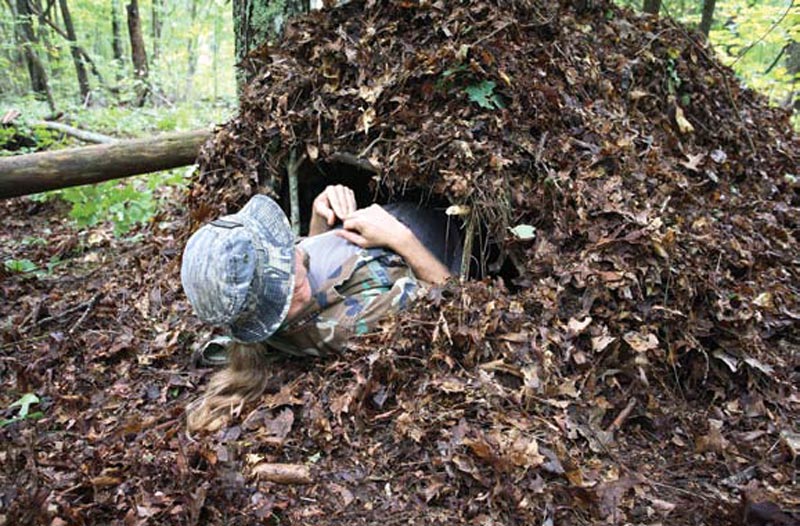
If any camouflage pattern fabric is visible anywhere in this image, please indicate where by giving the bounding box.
[266,248,419,357]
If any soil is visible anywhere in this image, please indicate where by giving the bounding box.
[2,1,799,524]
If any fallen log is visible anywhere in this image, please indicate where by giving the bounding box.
[32,120,118,144]
[0,129,211,199]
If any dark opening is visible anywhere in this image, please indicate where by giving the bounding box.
[275,158,520,285]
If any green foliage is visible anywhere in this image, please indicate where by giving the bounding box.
[0,393,44,427]
[465,80,505,110]
[0,122,65,156]
[4,258,39,273]
[5,255,63,278]
[614,0,798,121]
[1,0,237,104]
[57,167,189,236]
[710,1,799,105]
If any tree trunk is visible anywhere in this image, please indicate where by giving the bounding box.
[34,0,55,67]
[0,129,211,199]
[111,0,125,81]
[699,0,716,37]
[232,0,310,91]
[26,0,107,88]
[642,0,660,16]
[2,0,26,93]
[185,0,199,99]
[213,5,221,99]
[58,0,91,103]
[785,41,800,113]
[126,0,149,105]
[15,0,56,112]
[151,0,162,62]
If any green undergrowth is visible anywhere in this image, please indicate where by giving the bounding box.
[4,98,235,236]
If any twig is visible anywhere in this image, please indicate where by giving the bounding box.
[67,293,102,335]
[287,148,303,237]
[604,398,637,435]
[471,21,511,48]
[357,132,384,158]
[460,212,476,281]
[35,296,96,327]
[730,1,795,68]
[764,43,790,75]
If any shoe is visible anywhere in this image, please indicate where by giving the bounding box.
[192,336,232,367]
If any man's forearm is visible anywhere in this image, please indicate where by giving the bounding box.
[392,231,451,284]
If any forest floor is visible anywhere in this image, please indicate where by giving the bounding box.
[2,0,800,525]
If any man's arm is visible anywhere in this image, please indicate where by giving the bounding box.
[335,205,451,284]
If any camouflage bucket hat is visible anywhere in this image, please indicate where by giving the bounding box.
[180,195,296,342]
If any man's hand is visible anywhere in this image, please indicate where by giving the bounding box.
[336,205,412,251]
[309,185,357,236]
[336,205,451,284]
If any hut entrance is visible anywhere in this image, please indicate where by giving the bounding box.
[276,156,519,286]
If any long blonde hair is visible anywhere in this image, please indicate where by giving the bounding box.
[186,341,271,431]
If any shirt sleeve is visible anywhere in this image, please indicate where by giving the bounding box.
[342,253,420,337]
[268,250,420,357]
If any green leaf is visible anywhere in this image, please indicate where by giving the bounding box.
[4,259,38,273]
[10,393,40,419]
[465,81,504,110]
[509,224,536,240]
[1,393,42,427]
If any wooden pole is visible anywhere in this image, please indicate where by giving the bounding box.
[0,129,211,199]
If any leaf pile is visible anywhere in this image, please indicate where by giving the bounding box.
[193,0,800,522]
[2,0,799,524]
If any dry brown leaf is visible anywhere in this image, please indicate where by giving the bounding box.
[623,331,659,353]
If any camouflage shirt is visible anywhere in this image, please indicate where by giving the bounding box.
[266,244,419,357]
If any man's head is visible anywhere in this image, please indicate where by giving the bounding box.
[180,195,303,342]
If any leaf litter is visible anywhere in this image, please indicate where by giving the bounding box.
[2,0,799,524]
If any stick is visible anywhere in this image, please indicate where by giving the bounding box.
[605,398,637,434]
[460,213,475,281]
[32,120,118,144]
[68,293,102,335]
[252,463,312,484]
[287,149,302,236]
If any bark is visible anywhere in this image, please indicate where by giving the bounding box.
[151,0,162,62]
[58,0,90,102]
[111,0,124,81]
[34,0,54,65]
[0,129,211,199]
[699,0,716,37]
[642,0,660,16]
[212,6,220,98]
[185,0,199,99]
[252,463,313,485]
[15,0,56,111]
[126,0,149,105]
[785,41,800,112]
[232,0,310,90]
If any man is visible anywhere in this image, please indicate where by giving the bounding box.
[181,185,461,359]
